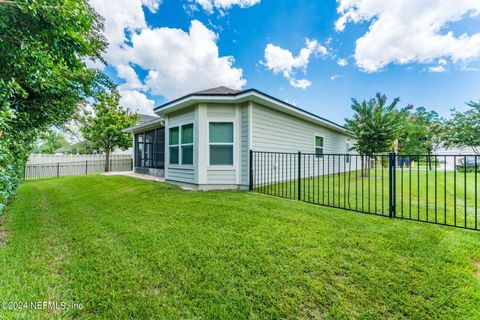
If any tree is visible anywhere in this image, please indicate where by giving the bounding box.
[397,107,444,169]
[70,140,97,155]
[443,101,480,155]
[345,93,409,176]
[0,0,109,211]
[398,107,442,154]
[34,130,70,154]
[81,91,138,171]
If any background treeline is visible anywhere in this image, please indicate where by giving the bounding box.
[345,93,480,157]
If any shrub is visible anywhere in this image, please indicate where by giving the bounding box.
[0,1,108,213]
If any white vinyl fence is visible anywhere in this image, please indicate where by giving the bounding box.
[24,156,133,181]
[27,154,131,164]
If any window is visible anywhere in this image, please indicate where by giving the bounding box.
[181,124,194,165]
[315,136,324,158]
[169,124,194,165]
[169,127,179,165]
[209,122,234,165]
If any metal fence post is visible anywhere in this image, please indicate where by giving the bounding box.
[249,150,253,191]
[57,162,60,178]
[85,160,88,174]
[388,152,396,218]
[297,151,302,200]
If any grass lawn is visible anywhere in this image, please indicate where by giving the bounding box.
[258,167,479,229]
[1,175,480,319]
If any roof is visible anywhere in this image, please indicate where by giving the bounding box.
[137,114,158,124]
[193,86,242,95]
[154,87,347,134]
[54,146,72,153]
[123,114,164,133]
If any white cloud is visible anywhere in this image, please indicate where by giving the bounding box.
[427,58,448,73]
[127,20,246,99]
[289,78,312,89]
[119,89,156,116]
[188,0,261,13]
[141,0,162,12]
[336,0,480,72]
[116,64,144,90]
[89,1,246,104]
[464,66,480,72]
[337,58,348,67]
[330,74,343,80]
[427,65,446,73]
[89,0,154,66]
[261,39,327,89]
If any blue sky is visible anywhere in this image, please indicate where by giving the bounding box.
[92,0,480,124]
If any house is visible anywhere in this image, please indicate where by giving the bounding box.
[125,87,353,190]
[434,145,479,170]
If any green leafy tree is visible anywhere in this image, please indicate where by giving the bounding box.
[34,130,70,154]
[398,107,443,154]
[443,101,480,155]
[398,107,444,169]
[0,0,109,211]
[345,93,409,176]
[70,140,97,155]
[81,91,138,171]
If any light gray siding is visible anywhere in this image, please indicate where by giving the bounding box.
[249,102,357,185]
[167,167,195,183]
[207,169,236,184]
[251,103,348,154]
[205,103,238,185]
[207,104,236,118]
[166,106,196,184]
[240,104,249,186]
[168,107,195,126]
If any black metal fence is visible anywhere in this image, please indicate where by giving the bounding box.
[249,150,479,231]
[23,159,133,181]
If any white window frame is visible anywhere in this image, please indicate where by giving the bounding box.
[314,135,324,158]
[168,123,194,167]
[208,121,235,167]
[180,123,194,166]
[169,126,180,165]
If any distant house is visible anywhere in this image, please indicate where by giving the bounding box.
[434,146,479,156]
[54,146,73,155]
[434,145,479,170]
[125,87,353,190]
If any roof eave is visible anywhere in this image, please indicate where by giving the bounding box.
[123,119,165,133]
[155,89,348,134]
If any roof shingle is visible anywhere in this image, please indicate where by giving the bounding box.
[193,86,241,95]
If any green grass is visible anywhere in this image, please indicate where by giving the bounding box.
[1,175,480,319]
[258,167,479,229]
